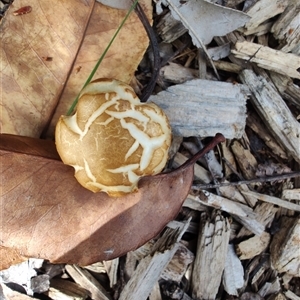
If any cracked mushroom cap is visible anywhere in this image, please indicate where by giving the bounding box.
[55,78,172,197]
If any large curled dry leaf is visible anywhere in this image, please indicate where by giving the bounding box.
[0,0,94,137]
[0,133,224,270]
[0,0,152,138]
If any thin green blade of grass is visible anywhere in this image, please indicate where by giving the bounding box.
[66,0,139,116]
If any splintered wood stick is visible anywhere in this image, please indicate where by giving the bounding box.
[189,191,264,235]
[241,191,300,212]
[191,212,230,299]
[270,216,300,277]
[233,41,300,78]
[65,265,111,300]
[239,69,300,164]
[223,244,244,296]
[119,220,190,300]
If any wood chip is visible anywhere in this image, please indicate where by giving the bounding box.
[241,191,300,212]
[161,243,194,282]
[270,216,300,276]
[65,265,111,300]
[285,290,300,300]
[282,189,300,201]
[231,139,258,180]
[271,1,300,54]
[173,152,211,183]
[247,111,288,160]
[223,244,244,296]
[191,212,230,299]
[119,220,190,300]
[233,41,300,79]
[239,69,300,163]
[192,191,264,235]
[149,79,247,139]
[48,279,89,300]
[236,231,271,260]
[244,0,289,32]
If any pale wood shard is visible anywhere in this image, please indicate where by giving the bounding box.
[244,0,289,32]
[271,1,300,54]
[237,202,278,239]
[237,184,258,207]
[124,252,138,280]
[269,72,300,110]
[268,293,287,300]
[156,11,187,43]
[173,152,211,183]
[65,265,112,300]
[119,220,190,300]
[270,216,300,277]
[222,244,244,296]
[159,62,198,83]
[243,22,273,36]
[103,259,119,288]
[213,60,243,73]
[241,191,300,212]
[231,139,258,180]
[192,191,253,218]
[219,182,248,205]
[183,196,209,212]
[282,189,300,201]
[161,243,194,282]
[233,41,300,79]
[214,32,248,68]
[250,259,274,292]
[149,79,247,139]
[48,279,89,300]
[285,290,300,300]
[247,111,288,160]
[191,212,230,300]
[258,277,281,298]
[239,69,300,164]
[190,191,264,235]
[182,138,223,178]
[268,292,288,300]
[207,44,231,61]
[221,141,238,178]
[236,231,271,260]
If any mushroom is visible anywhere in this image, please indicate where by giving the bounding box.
[55,78,172,197]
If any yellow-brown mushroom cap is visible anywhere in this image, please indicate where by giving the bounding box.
[55,78,172,197]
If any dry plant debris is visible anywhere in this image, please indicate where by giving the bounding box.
[0,0,300,299]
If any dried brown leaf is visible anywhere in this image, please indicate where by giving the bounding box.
[1,0,152,138]
[0,0,94,137]
[0,133,224,270]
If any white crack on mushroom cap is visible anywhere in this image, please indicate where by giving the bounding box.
[55,78,172,197]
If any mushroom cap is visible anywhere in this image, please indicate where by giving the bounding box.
[55,78,172,197]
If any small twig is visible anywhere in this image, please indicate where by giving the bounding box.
[192,171,300,190]
[134,2,160,102]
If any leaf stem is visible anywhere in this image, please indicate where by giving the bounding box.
[66,0,140,116]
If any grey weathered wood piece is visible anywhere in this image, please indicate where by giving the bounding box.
[239,69,300,164]
[119,220,190,300]
[149,79,247,139]
[191,212,230,299]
